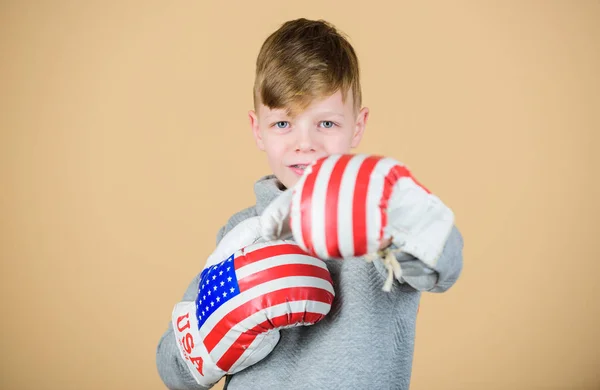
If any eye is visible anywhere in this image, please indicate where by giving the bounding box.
[320,121,336,129]
[274,121,289,129]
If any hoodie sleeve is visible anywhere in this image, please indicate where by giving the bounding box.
[374,224,464,293]
[157,206,259,389]
[156,273,214,390]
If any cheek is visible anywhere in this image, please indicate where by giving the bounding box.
[322,130,354,154]
[263,138,289,162]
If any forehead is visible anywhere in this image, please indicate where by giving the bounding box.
[259,90,354,119]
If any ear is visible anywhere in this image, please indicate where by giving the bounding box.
[351,107,369,148]
[249,110,265,150]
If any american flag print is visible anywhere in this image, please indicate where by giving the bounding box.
[193,240,334,374]
[290,154,433,260]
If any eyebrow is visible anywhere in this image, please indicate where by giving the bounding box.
[263,111,289,121]
[264,110,345,121]
[322,112,345,117]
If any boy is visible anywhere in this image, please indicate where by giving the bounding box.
[157,18,463,389]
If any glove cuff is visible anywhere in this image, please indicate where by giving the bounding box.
[171,301,225,387]
[385,182,455,269]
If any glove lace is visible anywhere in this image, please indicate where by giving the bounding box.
[364,247,404,292]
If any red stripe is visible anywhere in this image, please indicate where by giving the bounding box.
[324,155,352,258]
[216,310,328,371]
[203,287,333,352]
[388,164,430,194]
[235,243,308,270]
[353,156,382,255]
[237,263,333,292]
[379,164,409,241]
[299,158,326,256]
[270,310,325,327]
[379,164,431,240]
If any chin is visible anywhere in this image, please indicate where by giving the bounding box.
[279,176,297,190]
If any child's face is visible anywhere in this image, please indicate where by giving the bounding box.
[249,90,369,189]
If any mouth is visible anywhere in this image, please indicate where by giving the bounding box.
[289,164,309,175]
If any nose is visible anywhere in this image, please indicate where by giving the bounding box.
[295,128,316,153]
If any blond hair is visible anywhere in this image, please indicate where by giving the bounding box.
[253,18,361,117]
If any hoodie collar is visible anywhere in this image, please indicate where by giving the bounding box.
[253,174,286,215]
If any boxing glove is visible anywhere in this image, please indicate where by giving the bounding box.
[171,220,335,387]
[261,154,455,290]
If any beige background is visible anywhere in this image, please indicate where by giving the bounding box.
[1,1,599,389]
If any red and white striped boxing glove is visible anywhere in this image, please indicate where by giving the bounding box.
[172,217,335,387]
[260,154,455,291]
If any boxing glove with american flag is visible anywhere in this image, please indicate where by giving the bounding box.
[260,154,455,292]
[171,217,335,387]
